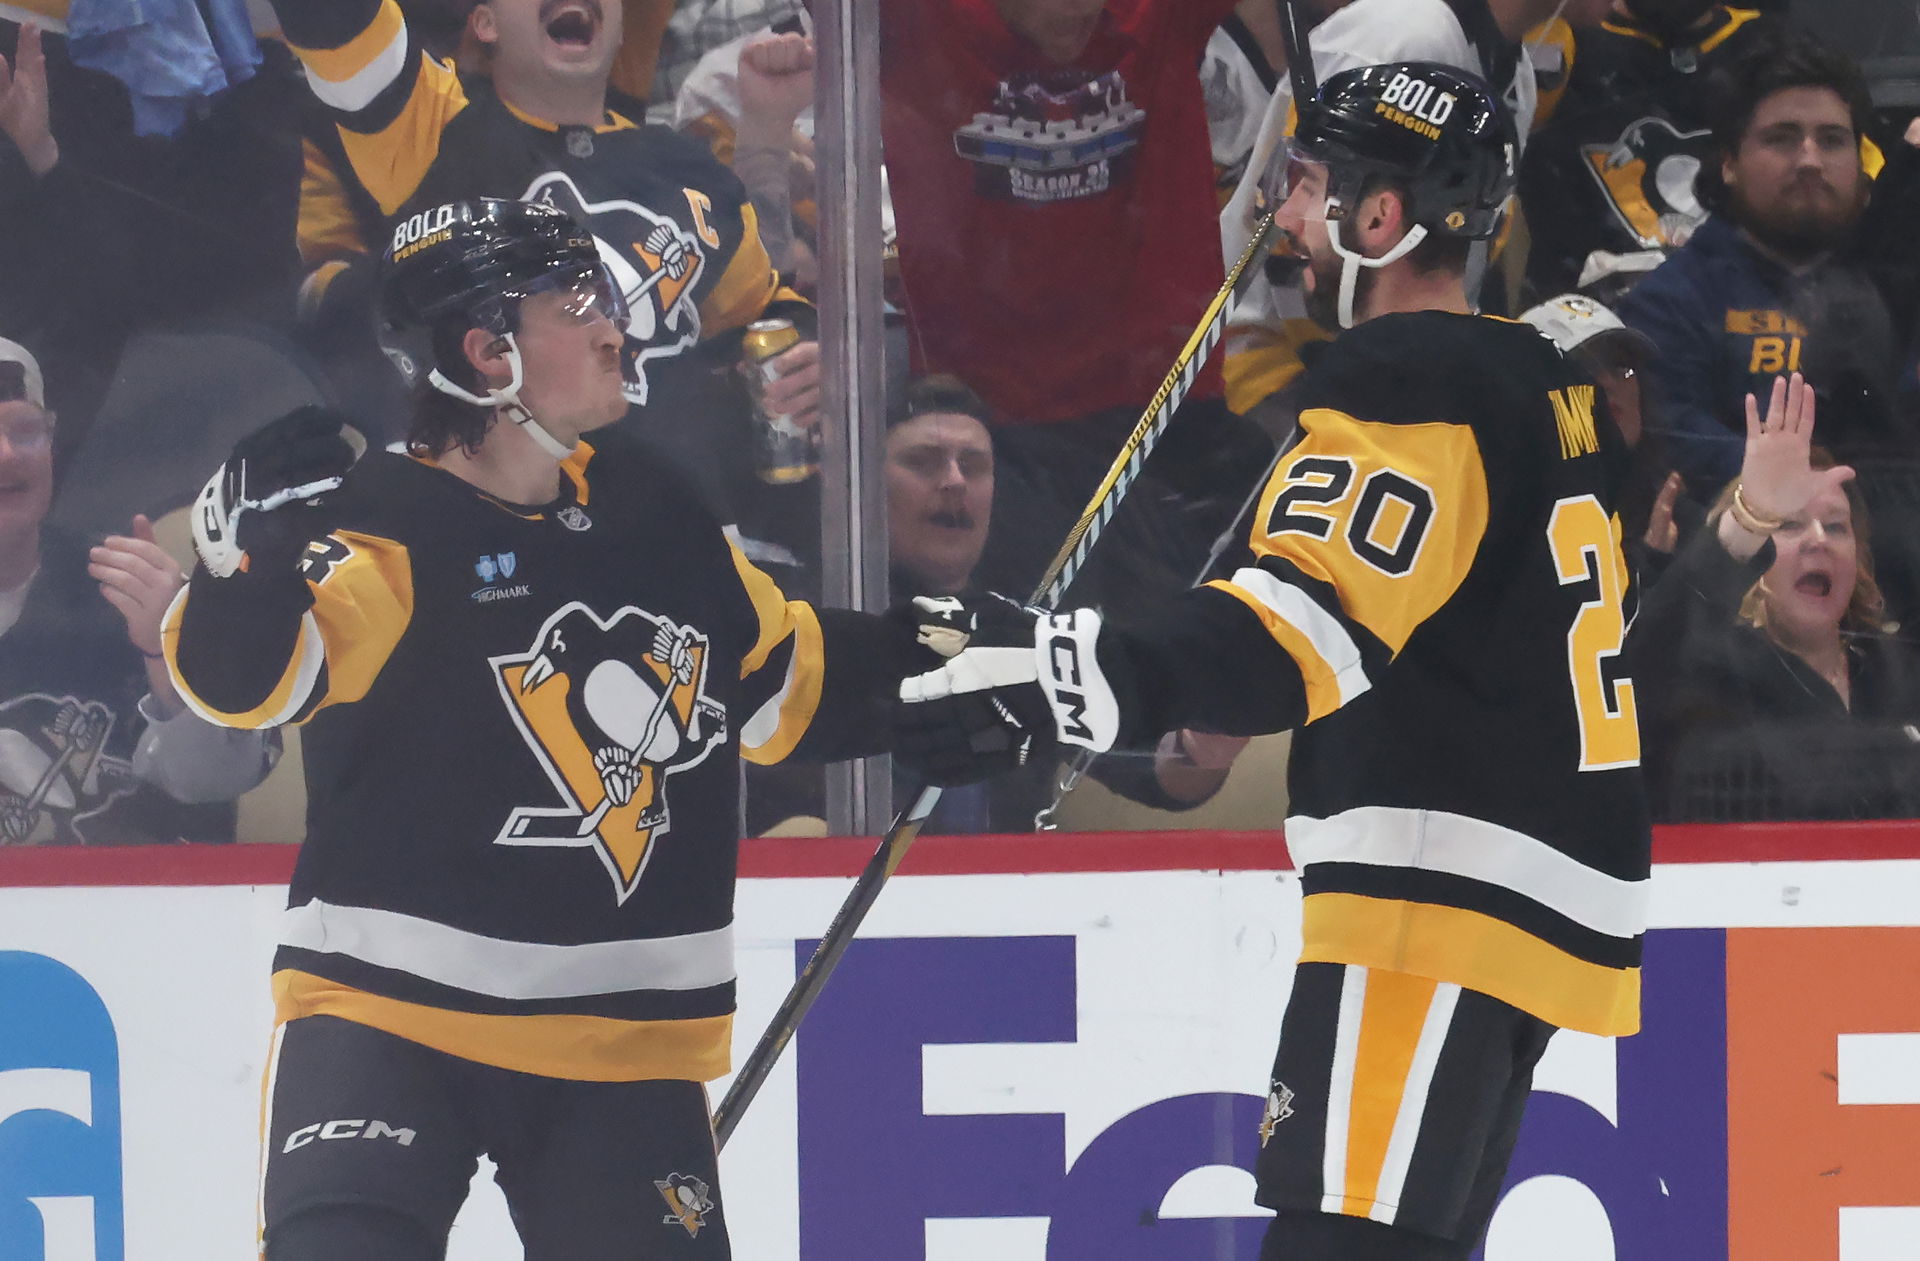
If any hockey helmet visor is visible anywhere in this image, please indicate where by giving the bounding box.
[378,198,628,388]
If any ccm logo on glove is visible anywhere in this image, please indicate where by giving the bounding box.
[1038,611,1118,752]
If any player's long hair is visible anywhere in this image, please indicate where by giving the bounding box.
[406,323,497,457]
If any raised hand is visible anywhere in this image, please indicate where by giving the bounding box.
[1737,373,1854,525]
[736,32,816,140]
[192,406,362,579]
[0,24,57,176]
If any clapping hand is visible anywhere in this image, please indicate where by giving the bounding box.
[90,514,183,658]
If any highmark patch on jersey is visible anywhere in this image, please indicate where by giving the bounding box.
[490,601,728,902]
[524,170,708,406]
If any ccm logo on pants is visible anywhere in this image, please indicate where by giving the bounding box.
[283,1119,418,1153]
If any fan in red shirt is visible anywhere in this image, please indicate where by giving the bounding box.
[881,0,1273,598]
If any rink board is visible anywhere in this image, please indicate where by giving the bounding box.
[2,826,1918,1260]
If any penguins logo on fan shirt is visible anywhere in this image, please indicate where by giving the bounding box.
[0,693,134,844]
[1582,116,1712,250]
[524,171,707,406]
[491,602,728,902]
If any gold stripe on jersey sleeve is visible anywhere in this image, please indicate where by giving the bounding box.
[306,531,415,711]
[726,540,825,763]
[1205,577,1357,723]
[1300,892,1641,1037]
[1337,969,1441,1217]
[731,539,793,673]
[297,140,368,266]
[696,202,784,336]
[338,55,468,215]
[1252,409,1490,655]
[162,588,327,729]
[274,970,731,1082]
[293,0,406,87]
[739,600,825,766]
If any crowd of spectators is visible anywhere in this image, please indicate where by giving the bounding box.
[0,0,1916,843]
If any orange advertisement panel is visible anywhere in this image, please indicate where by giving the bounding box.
[1728,927,1920,1259]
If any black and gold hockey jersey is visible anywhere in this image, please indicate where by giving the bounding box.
[269,0,801,407]
[1519,6,1778,297]
[163,430,906,1082]
[1101,312,1651,1036]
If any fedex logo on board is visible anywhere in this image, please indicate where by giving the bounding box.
[0,952,124,1261]
[792,930,1920,1259]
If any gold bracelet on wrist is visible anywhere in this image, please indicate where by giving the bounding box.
[1728,483,1785,535]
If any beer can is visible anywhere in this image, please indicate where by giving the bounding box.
[742,318,817,484]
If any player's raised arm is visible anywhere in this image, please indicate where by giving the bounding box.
[165,407,404,728]
[270,0,467,214]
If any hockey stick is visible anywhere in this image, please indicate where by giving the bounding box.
[710,206,1279,1148]
[1027,7,1319,832]
[1033,433,1294,829]
[1278,0,1316,103]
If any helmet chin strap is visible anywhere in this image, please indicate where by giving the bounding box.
[1326,216,1429,329]
[427,333,580,462]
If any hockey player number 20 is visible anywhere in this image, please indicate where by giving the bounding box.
[1547,495,1639,771]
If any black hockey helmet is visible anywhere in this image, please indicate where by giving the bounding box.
[1292,61,1517,241]
[376,197,627,390]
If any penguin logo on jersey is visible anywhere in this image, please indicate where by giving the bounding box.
[491,602,728,902]
[523,171,706,406]
[1582,116,1711,250]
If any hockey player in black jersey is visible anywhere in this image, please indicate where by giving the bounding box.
[162,198,924,1261]
[897,63,1655,1260]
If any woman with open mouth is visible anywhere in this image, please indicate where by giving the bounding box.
[1633,374,1920,822]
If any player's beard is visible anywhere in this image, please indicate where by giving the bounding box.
[1302,247,1375,332]
[1733,174,1865,264]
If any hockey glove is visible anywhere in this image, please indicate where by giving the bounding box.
[894,595,1123,785]
[192,406,363,579]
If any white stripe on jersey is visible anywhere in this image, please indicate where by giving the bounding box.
[308,22,409,113]
[1226,566,1373,707]
[167,595,328,730]
[281,899,736,998]
[741,640,802,753]
[1287,805,1650,940]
